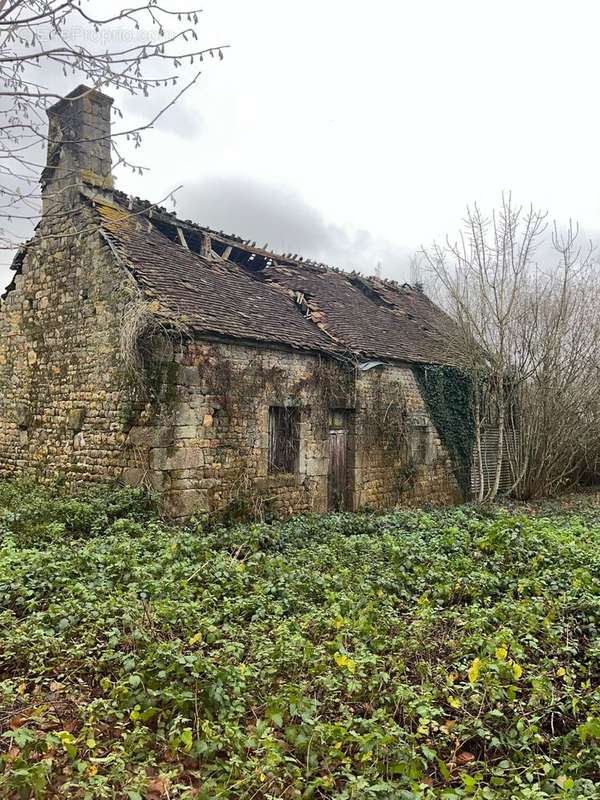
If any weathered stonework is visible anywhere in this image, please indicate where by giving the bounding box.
[0,206,134,483]
[0,83,463,518]
[121,339,461,517]
[0,235,461,516]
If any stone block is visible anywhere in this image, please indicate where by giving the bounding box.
[151,446,204,471]
[174,404,200,427]
[67,407,86,432]
[122,467,144,486]
[14,403,31,430]
[178,365,202,385]
[166,489,207,517]
[147,470,171,491]
[174,425,198,440]
[128,425,174,448]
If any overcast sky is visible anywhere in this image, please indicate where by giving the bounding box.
[3,0,600,289]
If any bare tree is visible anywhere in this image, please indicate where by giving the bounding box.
[511,225,600,497]
[423,194,600,501]
[0,1,225,249]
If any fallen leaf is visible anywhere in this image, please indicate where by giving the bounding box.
[6,746,20,762]
[512,662,523,679]
[468,657,481,684]
[146,777,169,798]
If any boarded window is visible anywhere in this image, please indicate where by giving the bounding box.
[268,406,300,474]
[329,409,348,430]
[410,424,429,464]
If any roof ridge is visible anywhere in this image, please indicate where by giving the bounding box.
[90,184,463,366]
[108,186,419,293]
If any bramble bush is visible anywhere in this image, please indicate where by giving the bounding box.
[1,482,600,799]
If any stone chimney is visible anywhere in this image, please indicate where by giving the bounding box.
[41,85,114,203]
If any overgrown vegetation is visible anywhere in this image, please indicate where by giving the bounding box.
[413,365,475,495]
[119,300,189,428]
[362,373,409,454]
[2,483,600,799]
[423,195,600,500]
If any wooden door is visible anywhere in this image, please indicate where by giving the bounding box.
[328,428,348,511]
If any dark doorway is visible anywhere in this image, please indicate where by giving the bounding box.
[328,410,353,511]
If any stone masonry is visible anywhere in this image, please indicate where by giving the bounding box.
[120,340,461,517]
[0,85,463,517]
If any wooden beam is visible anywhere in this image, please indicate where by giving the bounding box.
[176,227,189,249]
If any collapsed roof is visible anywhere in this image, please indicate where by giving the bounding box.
[93,190,462,364]
[5,80,461,366]
[16,184,463,365]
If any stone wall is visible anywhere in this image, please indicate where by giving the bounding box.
[122,339,461,517]
[354,366,461,509]
[0,78,461,516]
[0,211,460,515]
[123,341,337,517]
[0,206,135,482]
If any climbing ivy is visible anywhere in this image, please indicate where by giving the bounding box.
[412,364,475,496]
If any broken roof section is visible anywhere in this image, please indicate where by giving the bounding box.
[92,189,462,365]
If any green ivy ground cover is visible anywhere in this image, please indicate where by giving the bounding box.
[1,483,600,799]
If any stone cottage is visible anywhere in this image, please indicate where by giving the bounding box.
[0,85,469,517]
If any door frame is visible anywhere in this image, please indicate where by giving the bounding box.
[327,409,355,511]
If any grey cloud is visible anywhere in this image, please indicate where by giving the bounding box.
[177,176,412,280]
[120,90,205,139]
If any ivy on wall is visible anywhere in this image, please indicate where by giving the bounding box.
[412,364,475,497]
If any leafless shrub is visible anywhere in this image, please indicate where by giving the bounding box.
[119,297,189,390]
[423,193,600,500]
